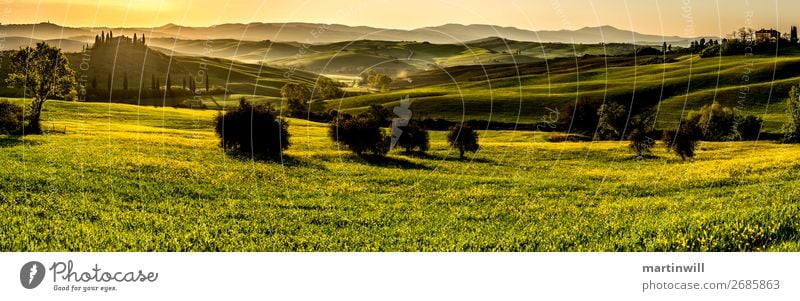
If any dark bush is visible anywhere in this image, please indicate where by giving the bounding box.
[0,101,24,135]
[214,98,290,159]
[733,115,763,141]
[662,120,702,160]
[689,102,735,141]
[627,109,658,157]
[330,114,390,156]
[447,126,479,159]
[628,128,657,158]
[561,98,601,135]
[635,47,662,56]
[396,121,429,153]
[597,101,629,139]
[367,104,392,127]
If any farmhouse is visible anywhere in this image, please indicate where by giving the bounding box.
[755,28,780,43]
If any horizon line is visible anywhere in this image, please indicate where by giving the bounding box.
[0,21,748,39]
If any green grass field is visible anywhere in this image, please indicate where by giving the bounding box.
[2,99,800,251]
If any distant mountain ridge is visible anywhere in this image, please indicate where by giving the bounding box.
[0,22,711,46]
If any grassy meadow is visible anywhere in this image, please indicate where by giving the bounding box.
[2,99,800,251]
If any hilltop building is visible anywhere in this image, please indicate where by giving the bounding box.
[791,26,798,44]
[93,31,147,49]
[755,28,780,43]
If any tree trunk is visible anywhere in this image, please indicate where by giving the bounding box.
[459,148,465,159]
[27,98,45,133]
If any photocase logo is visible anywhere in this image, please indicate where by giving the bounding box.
[390,95,412,149]
[20,261,46,289]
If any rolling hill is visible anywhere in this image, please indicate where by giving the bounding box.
[324,50,800,133]
[142,37,654,77]
[0,37,320,101]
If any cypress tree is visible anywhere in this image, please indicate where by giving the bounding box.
[166,74,172,97]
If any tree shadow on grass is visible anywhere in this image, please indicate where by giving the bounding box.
[356,154,432,170]
[0,135,38,148]
[400,151,495,164]
[619,154,661,161]
[223,150,326,170]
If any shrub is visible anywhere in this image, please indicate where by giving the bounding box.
[662,120,702,160]
[689,101,735,141]
[560,98,601,135]
[628,128,657,158]
[396,121,429,153]
[214,98,290,159]
[635,47,662,56]
[330,114,390,156]
[733,115,763,141]
[447,126,479,159]
[597,102,629,139]
[0,101,24,135]
[280,83,311,118]
[367,104,392,127]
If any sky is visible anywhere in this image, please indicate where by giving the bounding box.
[2,0,798,37]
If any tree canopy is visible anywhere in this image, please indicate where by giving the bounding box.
[5,42,76,133]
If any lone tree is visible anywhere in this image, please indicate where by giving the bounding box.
[329,113,390,156]
[662,120,702,161]
[365,70,392,92]
[689,101,735,141]
[6,42,76,133]
[733,114,763,141]
[782,85,800,143]
[280,83,311,117]
[314,77,344,99]
[447,125,480,159]
[165,74,173,97]
[627,110,658,158]
[561,97,602,135]
[597,101,629,139]
[214,98,290,159]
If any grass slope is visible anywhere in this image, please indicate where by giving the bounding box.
[1,99,800,251]
[329,51,800,133]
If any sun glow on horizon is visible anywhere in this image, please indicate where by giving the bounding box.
[1,0,798,37]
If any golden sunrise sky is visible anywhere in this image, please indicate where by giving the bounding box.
[2,0,798,36]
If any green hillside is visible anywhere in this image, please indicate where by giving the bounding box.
[71,41,318,98]
[0,39,319,101]
[326,51,800,133]
[147,38,641,77]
